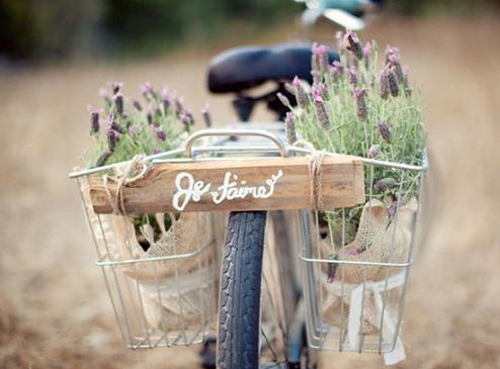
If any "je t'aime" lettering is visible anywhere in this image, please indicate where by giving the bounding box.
[172,170,283,211]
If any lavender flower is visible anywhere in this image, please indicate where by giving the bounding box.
[379,69,390,99]
[353,88,368,120]
[312,91,331,129]
[313,82,329,101]
[132,99,142,111]
[387,67,400,97]
[293,76,309,108]
[363,41,372,68]
[313,43,329,73]
[285,112,297,144]
[107,129,117,152]
[110,82,123,95]
[149,124,166,141]
[95,151,112,167]
[140,81,157,99]
[182,109,195,126]
[377,121,391,142]
[87,105,101,134]
[345,30,364,60]
[348,66,358,86]
[161,88,170,113]
[311,70,322,85]
[173,97,183,118]
[367,144,380,159]
[153,148,162,155]
[110,121,125,134]
[147,112,153,126]
[114,93,124,115]
[327,254,338,283]
[331,60,344,82]
[276,92,291,108]
[201,103,212,128]
[385,46,400,65]
[388,53,404,82]
[374,177,398,192]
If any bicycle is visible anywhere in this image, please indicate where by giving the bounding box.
[69,1,430,368]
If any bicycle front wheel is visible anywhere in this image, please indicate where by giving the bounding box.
[217,211,267,369]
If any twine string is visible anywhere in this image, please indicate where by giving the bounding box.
[103,154,151,215]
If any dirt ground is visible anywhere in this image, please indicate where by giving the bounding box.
[1,16,500,369]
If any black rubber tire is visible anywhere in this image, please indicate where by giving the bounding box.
[217,211,267,369]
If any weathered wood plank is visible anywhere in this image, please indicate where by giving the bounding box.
[89,156,365,214]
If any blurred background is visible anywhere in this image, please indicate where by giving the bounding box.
[1,0,500,368]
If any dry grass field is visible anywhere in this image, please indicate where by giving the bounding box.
[1,16,499,369]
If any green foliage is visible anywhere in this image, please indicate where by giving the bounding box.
[289,32,426,242]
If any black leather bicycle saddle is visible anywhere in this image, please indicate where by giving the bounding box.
[207,44,339,94]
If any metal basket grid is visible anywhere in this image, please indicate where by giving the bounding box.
[298,159,427,355]
[74,175,220,349]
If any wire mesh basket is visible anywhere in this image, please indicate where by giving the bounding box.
[73,173,222,349]
[297,157,427,363]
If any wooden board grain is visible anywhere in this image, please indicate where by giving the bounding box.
[89,156,365,214]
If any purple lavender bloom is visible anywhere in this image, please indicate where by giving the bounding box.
[149,124,166,141]
[312,43,329,73]
[377,121,392,142]
[173,97,183,118]
[87,105,102,134]
[387,68,400,97]
[379,69,390,99]
[384,46,400,65]
[293,76,309,108]
[311,70,322,85]
[95,151,112,167]
[153,148,162,155]
[114,93,124,115]
[109,81,124,94]
[107,129,117,152]
[312,90,331,129]
[182,109,195,126]
[201,103,212,128]
[132,99,142,111]
[348,66,358,86]
[353,88,368,120]
[367,144,380,159]
[161,88,171,113]
[388,53,404,82]
[285,112,297,144]
[326,254,339,283]
[374,177,398,192]
[345,30,364,60]
[140,81,153,96]
[363,41,372,68]
[313,82,329,101]
[331,60,344,82]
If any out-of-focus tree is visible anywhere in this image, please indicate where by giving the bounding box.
[0,0,499,62]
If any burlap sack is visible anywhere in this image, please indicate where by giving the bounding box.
[318,198,418,338]
[81,177,218,333]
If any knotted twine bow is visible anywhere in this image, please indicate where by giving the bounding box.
[103,154,151,215]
